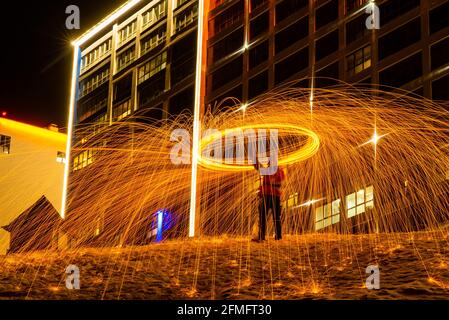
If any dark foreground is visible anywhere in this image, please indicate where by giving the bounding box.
[0,232,448,299]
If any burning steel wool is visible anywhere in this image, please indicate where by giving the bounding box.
[1,86,449,299]
[63,86,449,244]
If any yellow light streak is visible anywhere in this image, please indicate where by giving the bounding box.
[0,118,66,143]
[61,46,80,219]
[198,124,320,172]
[189,0,207,237]
[72,0,142,47]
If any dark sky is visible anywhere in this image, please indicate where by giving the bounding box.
[0,0,127,128]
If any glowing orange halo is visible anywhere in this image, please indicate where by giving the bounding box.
[198,123,320,172]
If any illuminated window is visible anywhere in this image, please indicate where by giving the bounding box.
[141,26,166,55]
[118,20,137,46]
[177,0,190,8]
[0,135,11,154]
[346,185,374,218]
[138,72,166,106]
[56,151,66,164]
[77,93,108,123]
[73,149,94,171]
[92,113,109,135]
[142,0,167,29]
[80,68,109,97]
[73,142,105,171]
[347,46,371,76]
[76,112,109,143]
[117,47,135,71]
[138,51,167,84]
[113,100,133,121]
[287,193,298,207]
[174,3,198,33]
[315,199,341,231]
[81,39,112,72]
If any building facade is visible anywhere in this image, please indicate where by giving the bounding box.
[206,0,449,106]
[67,0,449,236]
[0,118,67,254]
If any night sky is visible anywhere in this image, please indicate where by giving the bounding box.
[0,0,127,128]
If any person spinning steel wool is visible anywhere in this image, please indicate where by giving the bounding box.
[253,160,286,242]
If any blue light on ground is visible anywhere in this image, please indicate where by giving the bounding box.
[155,209,172,242]
[156,210,164,242]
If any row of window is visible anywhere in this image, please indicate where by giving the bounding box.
[80,39,112,72]
[174,3,198,33]
[77,92,108,123]
[118,20,137,47]
[83,113,109,140]
[211,0,362,39]
[210,0,443,71]
[73,149,94,171]
[208,11,367,73]
[116,1,194,74]
[138,51,168,84]
[210,42,371,93]
[117,47,136,72]
[72,140,107,171]
[90,3,193,78]
[211,13,449,92]
[117,26,168,74]
[141,26,167,55]
[80,68,110,98]
[113,100,133,121]
[80,0,168,74]
[315,185,374,231]
[142,0,167,30]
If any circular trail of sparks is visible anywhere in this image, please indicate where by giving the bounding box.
[198,124,320,172]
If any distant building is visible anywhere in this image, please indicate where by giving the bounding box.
[2,196,62,253]
[0,118,67,254]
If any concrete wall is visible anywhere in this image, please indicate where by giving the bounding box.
[0,118,67,255]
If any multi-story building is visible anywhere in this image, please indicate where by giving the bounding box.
[0,118,67,254]
[66,0,449,237]
[206,0,449,106]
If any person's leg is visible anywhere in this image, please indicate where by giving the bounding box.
[258,196,267,240]
[273,196,282,240]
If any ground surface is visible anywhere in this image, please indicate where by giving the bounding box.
[0,232,449,299]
